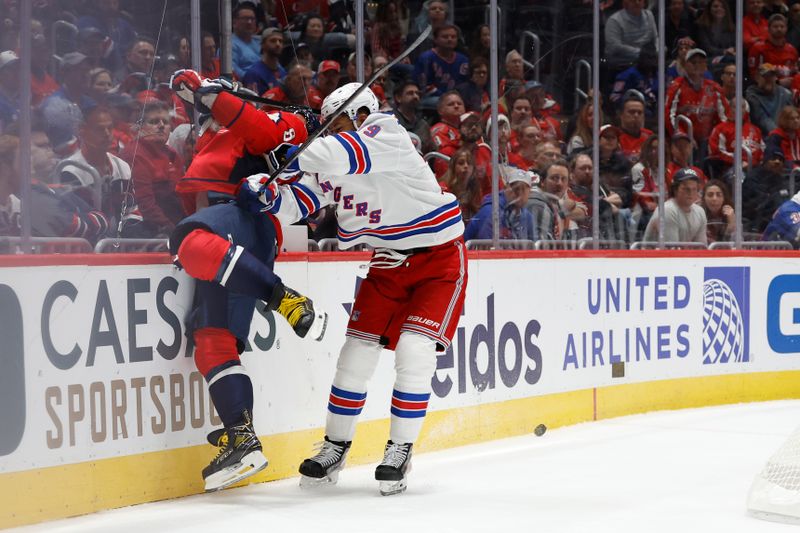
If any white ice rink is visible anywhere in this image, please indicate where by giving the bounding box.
[11,400,800,533]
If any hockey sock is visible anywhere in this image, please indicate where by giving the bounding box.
[389,332,437,444]
[178,229,283,307]
[194,327,254,427]
[324,337,383,441]
[389,390,430,444]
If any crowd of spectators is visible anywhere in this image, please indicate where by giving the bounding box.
[1,0,800,251]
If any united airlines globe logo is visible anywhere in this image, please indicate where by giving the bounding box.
[702,278,745,364]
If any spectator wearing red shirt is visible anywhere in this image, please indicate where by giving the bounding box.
[766,104,800,167]
[748,14,798,81]
[200,32,221,80]
[430,90,464,175]
[441,112,493,195]
[31,35,58,106]
[508,95,533,152]
[618,91,653,163]
[666,131,708,188]
[666,48,731,147]
[744,0,770,51]
[708,101,765,173]
[527,81,562,141]
[512,124,543,171]
[307,60,340,109]
[121,101,185,235]
[262,64,317,108]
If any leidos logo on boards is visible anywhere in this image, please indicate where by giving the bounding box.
[702,267,750,364]
[767,274,800,353]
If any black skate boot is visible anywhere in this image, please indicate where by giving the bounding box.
[202,411,268,492]
[298,436,351,487]
[275,286,328,341]
[375,440,413,496]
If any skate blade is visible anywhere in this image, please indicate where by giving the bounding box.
[307,310,328,342]
[204,451,268,492]
[299,469,340,489]
[379,478,407,496]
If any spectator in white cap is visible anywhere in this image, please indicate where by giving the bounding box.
[242,27,286,96]
[644,167,707,244]
[464,166,536,241]
[0,51,20,132]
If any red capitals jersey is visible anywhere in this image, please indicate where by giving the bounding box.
[748,39,799,80]
[743,14,769,51]
[708,119,764,166]
[176,91,307,214]
[619,128,653,164]
[430,121,461,177]
[666,77,731,141]
[768,127,800,166]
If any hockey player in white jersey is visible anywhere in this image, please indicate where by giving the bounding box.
[237,82,469,495]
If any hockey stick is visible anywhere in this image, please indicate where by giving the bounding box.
[265,25,433,184]
[221,89,321,114]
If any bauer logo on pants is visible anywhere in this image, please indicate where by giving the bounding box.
[702,267,750,364]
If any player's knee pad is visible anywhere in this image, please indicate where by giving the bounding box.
[334,337,383,390]
[394,332,438,391]
[194,327,240,383]
[178,229,243,285]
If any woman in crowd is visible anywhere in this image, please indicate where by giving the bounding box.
[567,102,601,155]
[630,134,661,235]
[440,146,482,223]
[371,1,406,61]
[702,179,736,243]
[88,68,114,103]
[695,0,736,64]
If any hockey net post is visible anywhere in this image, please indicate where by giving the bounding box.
[748,424,800,524]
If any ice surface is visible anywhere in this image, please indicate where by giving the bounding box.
[11,401,800,533]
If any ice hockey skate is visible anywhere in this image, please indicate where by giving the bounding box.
[277,286,328,341]
[298,436,351,487]
[375,440,413,496]
[202,412,268,492]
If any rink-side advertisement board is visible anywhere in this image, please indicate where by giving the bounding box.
[1,251,800,527]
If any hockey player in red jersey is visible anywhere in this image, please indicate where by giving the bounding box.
[167,69,328,492]
[238,83,469,495]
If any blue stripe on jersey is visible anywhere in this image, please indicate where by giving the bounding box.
[338,210,462,242]
[338,200,460,242]
[333,134,357,174]
[290,182,320,217]
[349,132,372,173]
[331,385,367,401]
[393,390,431,402]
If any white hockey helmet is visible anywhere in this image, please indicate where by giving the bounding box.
[321,82,380,123]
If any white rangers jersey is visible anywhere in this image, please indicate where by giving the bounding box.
[268,112,464,250]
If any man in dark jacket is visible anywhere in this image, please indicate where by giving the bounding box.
[742,146,791,233]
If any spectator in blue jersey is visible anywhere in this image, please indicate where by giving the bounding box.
[762,191,800,246]
[242,28,286,95]
[464,168,536,241]
[232,2,261,79]
[609,46,658,118]
[414,24,469,111]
